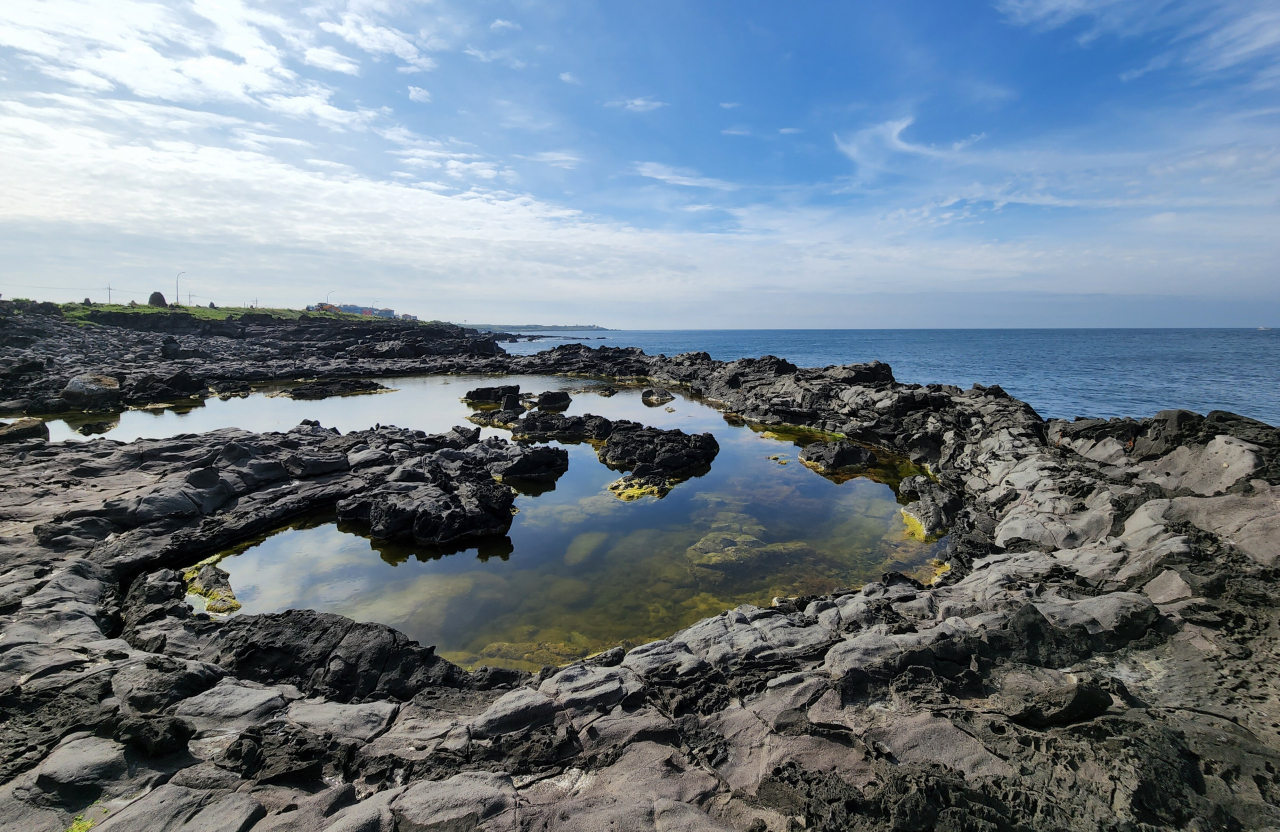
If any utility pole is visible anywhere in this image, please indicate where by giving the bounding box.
[107,284,112,304]
[175,272,184,306]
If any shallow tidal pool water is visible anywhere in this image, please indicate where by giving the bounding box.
[47,375,945,671]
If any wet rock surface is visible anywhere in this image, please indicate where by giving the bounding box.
[3,308,1280,829]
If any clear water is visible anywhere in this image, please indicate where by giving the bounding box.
[110,377,943,671]
[504,329,1280,426]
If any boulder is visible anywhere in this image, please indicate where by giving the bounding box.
[535,390,572,410]
[641,388,675,405]
[148,291,167,306]
[463,385,519,403]
[61,373,121,408]
[598,421,719,476]
[798,440,877,472]
[0,417,48,443]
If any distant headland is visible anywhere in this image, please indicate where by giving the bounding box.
[465,323,614,332]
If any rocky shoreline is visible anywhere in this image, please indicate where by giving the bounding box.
[3,303,1280,830]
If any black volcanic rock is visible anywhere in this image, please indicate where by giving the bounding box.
[286,378,388,400]
[799,439,877,472]
[598,420,719,476]
[511,411,615,442]
[463,385,519,403]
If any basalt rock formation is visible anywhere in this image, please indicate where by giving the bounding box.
[0,302,499,414]
[3,307,1280,830]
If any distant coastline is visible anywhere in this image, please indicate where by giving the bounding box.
[468,324,614,332]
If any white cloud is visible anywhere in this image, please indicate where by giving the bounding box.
[319,13,436,72]
[606,96,667,112]
[559,71,581,84]
[720,102,739,109]
[721,125,751,136]
[408,86,431,102]
[0,92,1276,326]
[304,46,360,75]
[463,45,525,68]
[779,127,802,134]
[0,0,374,129]
[490,19,521,32]
[635,162,736,189]
[517,151,581,169]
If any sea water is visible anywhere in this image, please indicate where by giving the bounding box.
[504,329,1280,426]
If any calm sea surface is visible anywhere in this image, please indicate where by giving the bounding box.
[504,329,1280,426]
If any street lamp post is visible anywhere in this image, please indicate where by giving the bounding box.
[175,272,184,307]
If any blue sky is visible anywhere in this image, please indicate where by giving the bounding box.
[0,0,1277,327]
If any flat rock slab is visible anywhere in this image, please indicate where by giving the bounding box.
[286,699,399,742]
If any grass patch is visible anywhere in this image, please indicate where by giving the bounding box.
[59,302,455,327]
[61,302,362,323]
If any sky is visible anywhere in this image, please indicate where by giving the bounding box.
[0,0,1277,328]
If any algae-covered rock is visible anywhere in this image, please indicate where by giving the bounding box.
[184,563,240,613]
[607,473,674,500]
[0,417,48,443]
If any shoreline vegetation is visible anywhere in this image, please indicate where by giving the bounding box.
[2,297,606,333]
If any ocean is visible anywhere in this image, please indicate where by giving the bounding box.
[502,329,1280,427]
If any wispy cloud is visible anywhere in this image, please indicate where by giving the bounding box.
[408,86,431,103]
[997,0,1280,86]
[304,46,360,75]
[779,127,802,134]
[606,96,667,112]
[517,151,582,169]
[635,162,736,189]
[722,125,751,136]
[720,102,740,109]
[464,45,525,69]
[490,19,521,32]
[559,71,581,84]
[319,13,437,72]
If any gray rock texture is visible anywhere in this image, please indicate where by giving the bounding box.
[3,304,1280,829]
